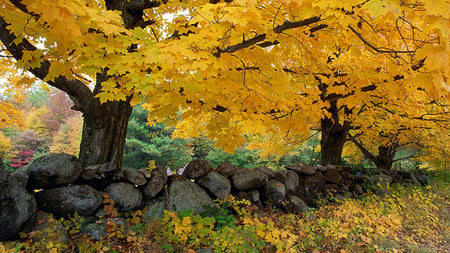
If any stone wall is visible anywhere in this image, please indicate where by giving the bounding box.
[0,153,429,241]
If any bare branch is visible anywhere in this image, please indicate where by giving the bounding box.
[213,33,266,57]
[274,16,321,33]
[348,25,415,54]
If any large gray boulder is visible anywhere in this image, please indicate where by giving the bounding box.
[263,180,286,204]
[231,167,269,191]
[105,182,143,212]
[27,153,82,189]
[182,160,213,179]
[168,178,215,214]
[198,171,231,200]
[141,166,167,200]
[0,170,37,241]
[35,184,102,217]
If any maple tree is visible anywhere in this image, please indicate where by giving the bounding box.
[1,0,448,169]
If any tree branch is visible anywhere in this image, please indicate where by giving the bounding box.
[213,33,266,57]
[348,25,415,54]
[126,0,161,10]
[0,15,95,114]
[274,16,321,33]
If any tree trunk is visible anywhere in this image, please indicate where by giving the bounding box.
[320,117,350,165]
[373,146,395,171]
[79,100,132,169]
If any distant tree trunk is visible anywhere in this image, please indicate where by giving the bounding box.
[349,134,398,171]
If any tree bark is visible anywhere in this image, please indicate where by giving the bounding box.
[79,100,132,169]
[320,117,351,165]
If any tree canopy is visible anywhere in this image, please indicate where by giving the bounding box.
[1,0,448,168]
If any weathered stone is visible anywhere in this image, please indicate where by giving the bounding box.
[416,174,430,186]
[236,190,261,203]
[142,166,167,200]
[0,170,37,241]
[314,164,327,172]
[123,169,147,186]
[144,195,167,221]
[12,170,29,188]
[27,153,82,189]
[353,184,364,195]
[35,185,102,217]
[286,162,316,175]
[258,166,275,179]
[78,162,118,189]
[284,195,309,214]
[371,174,392,186]
[138,169,152,179]
[273,169,288,183]
[263,180,286,204]
[168,178,215,214]
[20,211,68,243]
[198,171,231,200]
[285,170,300,195]
[296,172,326,206]
[324,168,344,185]
[324,184,339,195]
[217,160,237,177]
[80,221,107,241]
[231,167,269,191]
[105,183,143,212]
[182,160,212,179]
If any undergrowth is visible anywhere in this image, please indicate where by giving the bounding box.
[1,172,449,253]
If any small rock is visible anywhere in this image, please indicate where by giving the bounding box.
[324,168,343,185]
[371,174,392,186]
[273,169,288,183]
[324,184,339,195]
[217,161,237,177]
[78,162,117,189]
[138,169,152,179]
[286,163,316,175]
[285,195,309,214]
[141,166,167,200]
[182,160,212,179]
[353,184,364,195]
[258,166,275,179]
[314,164,327,172]
[198,171,231,200]
[123,169,147,186]
[105,183,143,212]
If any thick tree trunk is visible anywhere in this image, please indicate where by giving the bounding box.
[373,146,395,171]
[79,100,132,169]
[320,117,350,165]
